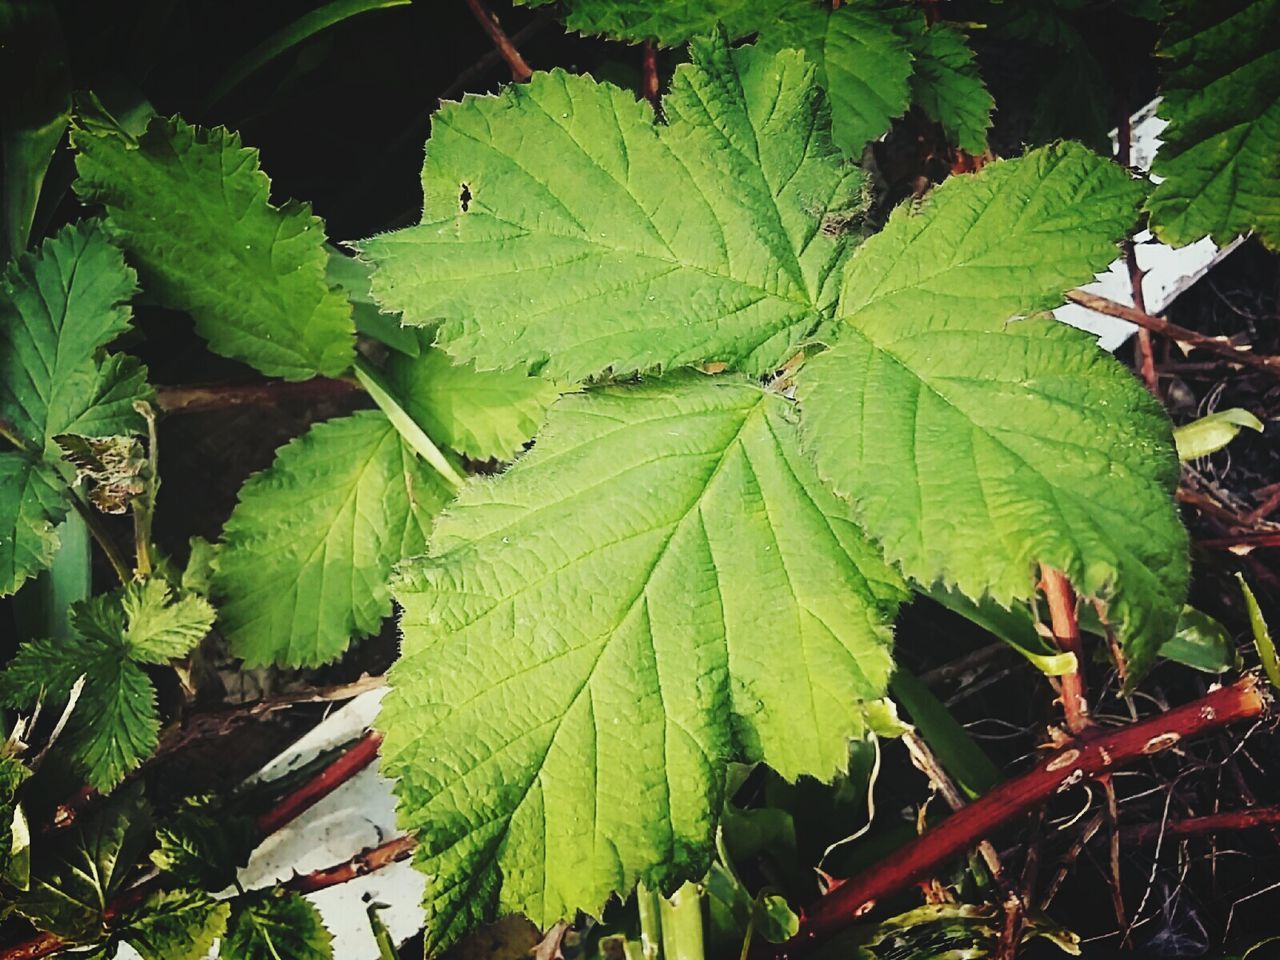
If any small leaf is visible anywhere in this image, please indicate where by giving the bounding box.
[362,34,861,381]
[151,796,257,890]
[71,110,355,379]
[118,579,216,662]
[1160,605,1241,674]
[1146,0,1280,249]
[799,142,1188,679]
[510,0,790,46]
[119,889,230,960]
[213,410,454,667]
[222,888,333,960]
[385,341,561,461]
[381,375,905,953]
[901,20,993,154]
[0,756,31,890]
[1238,573,1280,692]
[69,657,159,791]
[1173,408,1264,461]
[18,784,152,941]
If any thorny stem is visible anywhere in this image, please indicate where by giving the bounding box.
[1039,565,1089,734]
[464,0,532,82]
[1115,100,1158,394]
[764,676,1268,959]
[1066,290,1280,377]
[257,730,383,835]
[285,834,418,894]
[154,377,361,414]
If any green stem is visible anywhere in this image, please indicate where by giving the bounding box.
[353,356,466,490]
[131,402,159,578]
[659,882,705,960]
[637,882,663,960]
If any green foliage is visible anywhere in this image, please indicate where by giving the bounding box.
[382,375,906,951]
[222,888,333,960]
[511,0,778,46]
[752,2,912,156]
[1173,408,1265,460]
[0,580,212,789]
[362,34,860,381]
[71,110,355,379]
[118,889,231,960]
[899,19,993,154]
[1146,0,1280,249]
[17,784,152,941]
[0,756,30,891]
[0,221,151,594]
[797,142,1187,678]
[151,796,258,890]
[212,410,454,667]
[384,339,561,461]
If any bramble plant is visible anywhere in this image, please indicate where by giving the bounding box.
[1,1,1278,958]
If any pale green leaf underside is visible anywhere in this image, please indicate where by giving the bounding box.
[213,410,454,667]
[382,375,904,954]
[222,890,333,960]
[72,114,355,379]
[754,2,912,156]
[385,343,561,461]
[799,143,1187,677]
[0,454,69,596]
[362,36,860,381]
[1146,0,1280,249]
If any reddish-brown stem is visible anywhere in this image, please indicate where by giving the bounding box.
[257,730,383,835]
[464,0,532,82]
[1116,97,1157,394]
[765,677,1267,958]
[0,731,386,960]
[155,377,361,415]
[1199,533,1280,550]
[1122,807,1280,845]
[285,834,418,894]
[1066,290,1280,377]
[641,41,661,112]
[1039,565,1089,734]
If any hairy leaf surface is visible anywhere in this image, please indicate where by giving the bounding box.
[1146,0,1280,248]
[213,410,454,667]
[798,143,1187,677]
[385,343,561,461]
[362,35,861,380]
[72,112,354,379]
[382,375,905,952]
[753,2,912,156]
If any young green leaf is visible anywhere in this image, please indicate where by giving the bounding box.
[361,34,861,381]
[119,889,231,960]
[212,410,454,667]
[1173,408,1265,460]
[17,784,152,941]
[385,341,561,461]
[222,889,333,960]
[1146,0,1280,249]
[71,657,159,791]
[116,578,216,662]
[753,2,912,156]
[798,142,1187,679]
[381,375,906,953]
[152,797,257,891]
[71,111,355,379]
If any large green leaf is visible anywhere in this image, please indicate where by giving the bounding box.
[212,410,454,667]
[362,35,861,381]
[381,375,905,953]
[798,142,1187,678]
[1146,0,1280,249]
[71,112,354,379]
[752,2,912,156]
[17,785,152,941]
[222,889,333,960]
[385,341,561,461]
